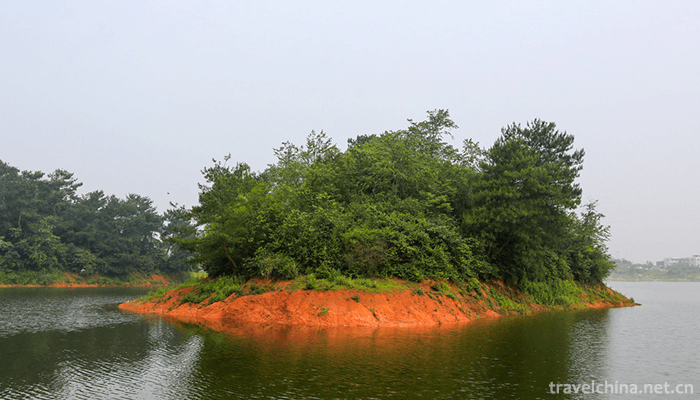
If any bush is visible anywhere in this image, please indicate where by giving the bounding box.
[464,277,481,293]
[521,278,580,306]
[180,276,246,305]
[247,282,267,295]
[251,247,300,279]
[304,273,318,290]
[178,112,612,286]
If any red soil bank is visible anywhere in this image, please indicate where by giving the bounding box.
[118,281,635,331]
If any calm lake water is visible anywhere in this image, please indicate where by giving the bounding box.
[0,282,697,399]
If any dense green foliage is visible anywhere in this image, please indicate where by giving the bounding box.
[0,161,193,282]
[174,110,614,284]
[2,110,615,286]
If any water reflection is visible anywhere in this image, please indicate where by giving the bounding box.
[49,320,205,400]
[1,287,652,400]
[160,310,614,399]
[0,287,146,337]
[0,317,207,399]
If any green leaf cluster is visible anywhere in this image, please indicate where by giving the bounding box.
[463,120,613,283]
[0,161,195,280]
[175,110,614,284]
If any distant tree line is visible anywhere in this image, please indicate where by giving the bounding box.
[610,258,700,281]
[0,161,192,281]
[173,110,614,284]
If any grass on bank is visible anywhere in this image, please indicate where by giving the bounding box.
[288,270,410,293]
[142,271,414,306]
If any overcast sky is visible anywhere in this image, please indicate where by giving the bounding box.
[2,1,699,263]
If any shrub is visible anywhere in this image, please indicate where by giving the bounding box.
[521,278,580,306]
[252,247,300,279]
[431,281,451,294]
[464,277,481,293]
[142,286,171,303]
[247,282,267,295]
[355,278,377,288]
[304,273,318,290]
[180,275,245,305]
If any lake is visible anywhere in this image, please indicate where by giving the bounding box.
[0,282,696,399]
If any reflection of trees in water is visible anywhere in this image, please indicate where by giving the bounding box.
[0,288,616,400]
[449,312,609,399]
[165,312,610,399]
[0,314,204,400]
[566,310,612,385]
[0,288,146,337]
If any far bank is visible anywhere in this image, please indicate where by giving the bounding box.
[0,272,184,288]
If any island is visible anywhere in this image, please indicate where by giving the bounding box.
[119,276,635,332]
[120,111,635,332]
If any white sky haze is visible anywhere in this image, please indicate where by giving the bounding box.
[2,1,699,263]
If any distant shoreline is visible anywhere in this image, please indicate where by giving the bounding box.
[608,278,700,282]
[0,273,172,289]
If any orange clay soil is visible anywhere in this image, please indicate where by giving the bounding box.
[118,279,636,331]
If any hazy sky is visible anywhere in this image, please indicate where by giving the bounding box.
[2,1,699,263]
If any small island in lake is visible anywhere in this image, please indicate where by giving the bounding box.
[119,276,635,331]
[120,110,636,330]
[0,110,634,328]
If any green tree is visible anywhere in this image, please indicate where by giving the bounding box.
[0,158,194,281]
[178,110,485,281]
[160,206,195,273]
[175,160,269,277]
[0,162,71,272]
[567,201,615,282]
[465,120,585,282]
[171,111,614,285]
[93,194,164,275]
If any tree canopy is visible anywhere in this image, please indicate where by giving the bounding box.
[0,160,192,281]
[1,110,614,284]
[174,110,614,283]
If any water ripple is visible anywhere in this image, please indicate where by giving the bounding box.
[2,284,700,399]
[0,287,148,338]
